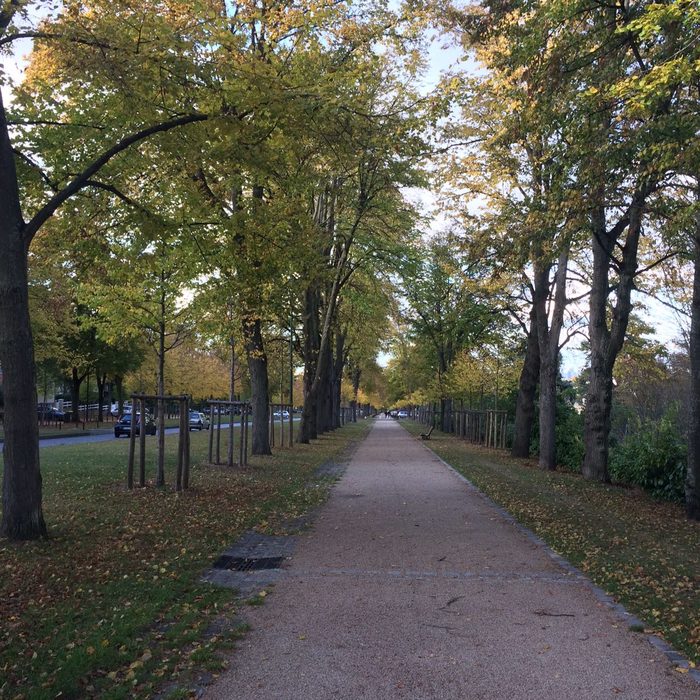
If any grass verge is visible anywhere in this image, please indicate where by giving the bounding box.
[401,420,700,667]
[0,420,371,699]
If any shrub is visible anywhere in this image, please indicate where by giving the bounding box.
[555,407,584,472]
[609,408,686,502]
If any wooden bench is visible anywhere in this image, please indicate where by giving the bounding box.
[420,426,434,440]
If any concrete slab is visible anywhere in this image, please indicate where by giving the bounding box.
[204,418,699,699]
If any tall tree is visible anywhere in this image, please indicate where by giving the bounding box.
[0,0,231,538]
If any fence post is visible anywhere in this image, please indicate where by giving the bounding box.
[138,397,147,487]
[208,404,215,464]
[127,406,136,489]
[183,396,191,489]
[176,402,184,492]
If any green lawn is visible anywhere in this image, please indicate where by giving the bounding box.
[401,420,700,667]
[0,420,370,699]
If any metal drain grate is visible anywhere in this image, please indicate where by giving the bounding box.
[212,555,285,571]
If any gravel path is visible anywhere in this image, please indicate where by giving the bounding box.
[204,418,699,699]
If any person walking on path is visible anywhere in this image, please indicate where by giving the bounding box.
[204,419,699,699]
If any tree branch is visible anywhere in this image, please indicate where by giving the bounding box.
[23,112,208,246]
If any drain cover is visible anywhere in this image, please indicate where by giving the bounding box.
[212,555,285,571]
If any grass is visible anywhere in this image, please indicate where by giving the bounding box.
[0,420,370,699]
[401,420,700,666]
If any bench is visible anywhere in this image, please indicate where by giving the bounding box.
[420,426,434,440]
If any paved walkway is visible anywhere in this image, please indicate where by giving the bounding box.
[204,418,699,699]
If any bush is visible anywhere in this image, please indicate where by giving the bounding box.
[555,407,584,472]
[609,409,686,502]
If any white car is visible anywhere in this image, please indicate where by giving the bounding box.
[397,410,409,419]
[188,411,210,430]
[273,410,290,419]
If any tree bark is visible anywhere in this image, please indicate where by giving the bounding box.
[534,251,568,471]
[298,285,320,444]
[583,192,645,481]
[0,87,46,539]
[316,340,334,434]
[96,371,106,423]
[351,364,361,423]
[332,329,346,429]
[70,367,85,425]
[243,317,271,455]
[686,186,700,520]
[115,375,124,416]
[156,292,166,487]
[511,305,540,458]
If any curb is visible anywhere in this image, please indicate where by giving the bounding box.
[413,428,700,686]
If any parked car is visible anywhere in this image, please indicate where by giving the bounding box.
[44,407,66,422]
[189,411,210,431]
[397,410,409,419]
[114,412,156,438]
[273,410,290,419]
[111,402,132,417]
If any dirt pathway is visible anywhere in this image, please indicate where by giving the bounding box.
[204,418,698,699]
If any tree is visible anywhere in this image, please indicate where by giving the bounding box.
[0,0,225,538]
[402,239,497,430]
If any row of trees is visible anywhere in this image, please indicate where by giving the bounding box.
[0,0,427,539]
[387,1,700,520]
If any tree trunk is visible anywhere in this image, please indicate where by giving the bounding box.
[332,330,345,429]
[440,397,452,432]
[686,186,700,519]
[243,317,271,455]
[115,375,124,416]
[71,367,85,425]
[156,306,166,487]
[534,251,568,471]
[96,372,106,424]
[511,306,540,458]
[227,336,235,467]
[582,193,644,481]
[298,285,320,444]
[0,88,46,537]
[316,340,334,434]
[351,365,361,423]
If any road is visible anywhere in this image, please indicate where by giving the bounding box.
[0,419,299,449]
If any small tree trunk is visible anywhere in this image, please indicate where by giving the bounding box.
[511,308,540,458]
[71,368,84,425]
[227,336,235,467]
[243,317,271,455]
[298,285,320,444]
[156,310,166,487]
[115,375,124,416]
[686,187,700,519]
[96,372,106,424]
[351,365,361,423]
